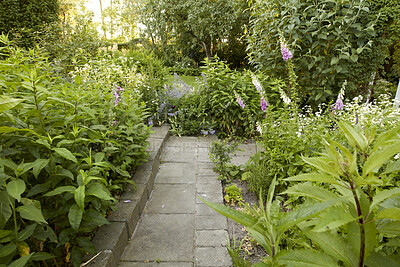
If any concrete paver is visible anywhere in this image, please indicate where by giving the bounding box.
[120,213,195,262]
[119,136,232,267]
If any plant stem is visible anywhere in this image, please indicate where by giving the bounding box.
[351,184,365,267]
[32,80,45,130]
[12,203,18,241]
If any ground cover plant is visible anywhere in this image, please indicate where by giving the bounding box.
[0,35,150,266]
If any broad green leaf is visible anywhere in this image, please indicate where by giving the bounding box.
[76,236,96,254]
[279,198,342,232]
[330,57,339,65]
[366,252,400,267]
[52,148,77,163]
[377,220,400,235]
[47,97,74,107]
[8,253,34,267]
[376,208,400,220]
[246,227,273,256]
[79,106,96,119]
[94,152,105,163]
[75,186,85,209]
[373,124,400,151]
[370,188,400,211]
[364,141,400,175]
[0,229,13,239]
[17,223,37,241]
[312,206,355,232]
[284,173,341,186]
[16,204,47,224]
[384,160,400,174]
[32,224,58,243]
[338,121,367,151]
[302,157,340,177]
[0,126,38,136]
[30,252,55,261]
[86,183,113,201]
[0,190,12,228]
[68,204,83,230]
[199,197,264,233]
[32,158,50,179]
[6,179,26,202]
[303,229,357,267]
[44,186,75,196]
[0,96,24,112]
[266,177,277,216]
[283,183,338,201]
[277,249,339,267]
[0,242,17,257]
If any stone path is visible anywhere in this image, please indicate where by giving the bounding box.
[118,136,232,267]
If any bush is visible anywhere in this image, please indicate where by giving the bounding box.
[246,105,333,197]
[247,0,386,106]
[0,36,150,266]
[201,58,284,138]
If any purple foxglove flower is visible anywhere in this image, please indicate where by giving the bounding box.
[260,97,268,112]
[114,91,120,106]
[281,44,293,61]
[331,97,344,111]
[236,96,245,109]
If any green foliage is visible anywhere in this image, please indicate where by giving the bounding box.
[227,237,252,267]
[209,140,242,182]
[202,58,284,138]
[139,0,250,68]
[247,0,387,106]
[224,183,244,206]
[251,106,332,197]
[282,121,400,266]
[203,121,400,266]
[39,12,104,71]
[0,36,150,266]
[0,0,59,48]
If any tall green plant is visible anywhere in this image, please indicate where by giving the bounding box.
[0,35,150,266]
[201,121,400,266]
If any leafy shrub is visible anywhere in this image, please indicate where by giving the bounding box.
[209,140,241,182]
[247,105,332,197]
[202,121,400,266]
[247,0,385,105]
[0,0,59,48]
[71,49,166,125]
[201,58,284,138]
[0,36,150,266]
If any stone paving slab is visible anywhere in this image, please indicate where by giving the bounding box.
[195,230,228,247]
[156,163,197,184]
[119,262,193,267]
[161,146,197,162]
[195,215,227,230]
[194,247,232,267]
[145,184,195,214]
[120,214,195,262]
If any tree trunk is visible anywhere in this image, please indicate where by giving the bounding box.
[201,41,212,61]
[99,0,107,39]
